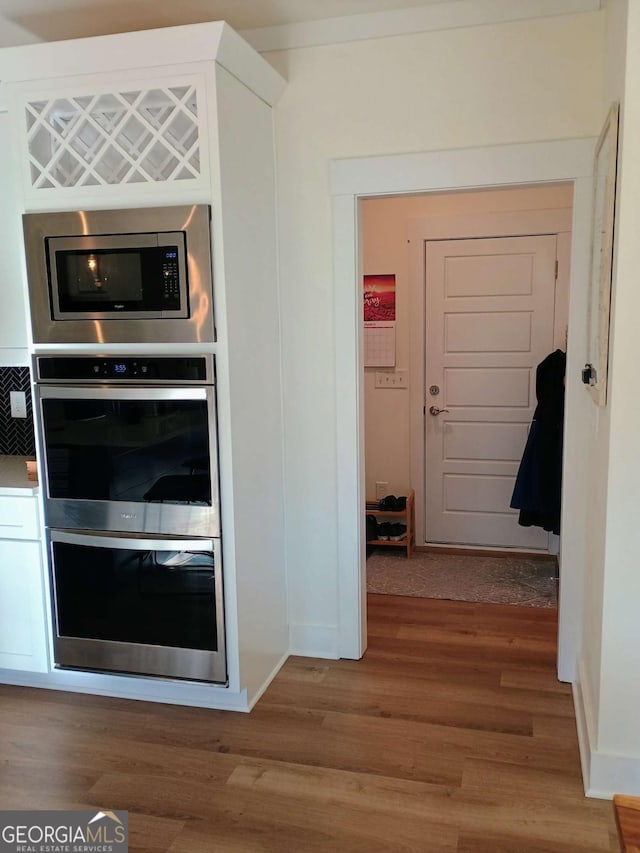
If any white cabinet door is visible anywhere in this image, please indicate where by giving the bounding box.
[14,74,211,212]
[0,110,29,353]
[0,540,48,672]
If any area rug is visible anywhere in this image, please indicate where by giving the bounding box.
[366,550,558,608]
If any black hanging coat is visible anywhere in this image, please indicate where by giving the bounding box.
[510,349,566,535]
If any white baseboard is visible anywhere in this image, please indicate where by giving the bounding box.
[572,662,593,794]
[1,652,290,715]
[587,751,640,800]
[289,623,339,659]
[574,658,640,798]
[0,668,249,712]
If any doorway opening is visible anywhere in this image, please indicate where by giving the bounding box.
[362,183,573,608]
[331,138,596,682]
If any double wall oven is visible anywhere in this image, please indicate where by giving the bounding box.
[34,354,225,684]
[27,205,225,685]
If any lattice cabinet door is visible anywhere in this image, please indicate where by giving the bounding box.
[13,73,212,208]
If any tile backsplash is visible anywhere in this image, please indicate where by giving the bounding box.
[0,366,36,456]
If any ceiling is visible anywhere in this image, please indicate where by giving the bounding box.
[0,0,454,42]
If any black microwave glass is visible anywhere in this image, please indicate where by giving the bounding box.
[47,232,188,320]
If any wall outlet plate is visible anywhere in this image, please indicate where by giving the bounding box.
[9,390,27,418]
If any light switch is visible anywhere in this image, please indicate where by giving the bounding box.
[375,481,389,500]
[375,370,408,389]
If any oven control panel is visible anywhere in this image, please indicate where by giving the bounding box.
[35,355,214,384]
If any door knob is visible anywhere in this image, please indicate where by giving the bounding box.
[429,405,449,416]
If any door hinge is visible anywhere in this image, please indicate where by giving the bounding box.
[555,260,559,280]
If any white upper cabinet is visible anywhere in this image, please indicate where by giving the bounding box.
[22,77,209,194]
[0,111,29,353]
[0,23,285,212]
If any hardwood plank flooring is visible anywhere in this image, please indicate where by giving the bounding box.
[0,595,618,852]
[614,794,640,851]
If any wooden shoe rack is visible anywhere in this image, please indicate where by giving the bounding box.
[366,489,415,558]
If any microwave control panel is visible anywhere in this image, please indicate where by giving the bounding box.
[162,250,180,301]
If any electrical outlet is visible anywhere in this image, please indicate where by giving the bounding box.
[375,370,408,389]
[375,481,389,500]
[9,390,27,419]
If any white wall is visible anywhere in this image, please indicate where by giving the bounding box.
[580,0,628,732]
[598,76,640,758]
[362,184,573,502]
[269,11,605,652]
[592,0,640,785]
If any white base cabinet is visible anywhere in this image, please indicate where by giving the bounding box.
[0,539,48,672]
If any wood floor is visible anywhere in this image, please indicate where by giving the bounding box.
[0,595,618,852]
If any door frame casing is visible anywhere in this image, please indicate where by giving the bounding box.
[331,138,596,683]
[408,209,573,549]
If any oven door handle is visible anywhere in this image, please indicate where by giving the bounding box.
[37,385,209,401]
[50,529,216,552]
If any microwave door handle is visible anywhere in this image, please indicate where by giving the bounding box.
[48,234,158,252]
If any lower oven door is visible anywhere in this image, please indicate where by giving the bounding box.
[49,529,226,684]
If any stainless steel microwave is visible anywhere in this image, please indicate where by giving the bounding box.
[23,204,215,345]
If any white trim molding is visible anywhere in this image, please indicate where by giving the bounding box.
[242,0,601,53]
[0,22,285,107]
[289,623,340,659]
[575,658,640,798]
[331,138,596,197]
[332,137,596,671]
[0,667,251,712]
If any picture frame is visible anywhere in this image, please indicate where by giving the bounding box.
[586,101,619,406]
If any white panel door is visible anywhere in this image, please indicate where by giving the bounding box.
[425,235,557,548]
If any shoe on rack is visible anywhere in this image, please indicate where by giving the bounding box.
[377,522,392,540]
[389,523,407,541]
[379,495,397,510]
[366,514,378,541]
[379,494,408,512]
